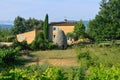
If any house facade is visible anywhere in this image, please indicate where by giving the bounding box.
[17,20,77,44]
[17,29,41,44]
[49,20,77,44]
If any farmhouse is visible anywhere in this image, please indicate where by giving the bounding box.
[49,19,77,44]
[17,19,77,44]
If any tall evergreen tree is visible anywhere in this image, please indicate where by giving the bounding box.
[43,14,49,40]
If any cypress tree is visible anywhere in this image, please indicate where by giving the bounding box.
[43,14,49,40]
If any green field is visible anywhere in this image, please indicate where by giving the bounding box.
[76,46,120,67]
[22,49,79,66]
[20,46,120,68]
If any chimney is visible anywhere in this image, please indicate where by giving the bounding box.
[64,19,67,22]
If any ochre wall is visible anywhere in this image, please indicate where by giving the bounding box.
[53,26,74,35]
[17,30,36,44]
[52,26,74,40]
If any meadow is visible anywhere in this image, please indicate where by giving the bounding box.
[20,45,120,68]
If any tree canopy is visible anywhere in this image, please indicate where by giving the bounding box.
[12,16,43,35]
[87,0,120,42]
[74,20,85,39]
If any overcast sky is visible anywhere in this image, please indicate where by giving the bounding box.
[0,0,101,22]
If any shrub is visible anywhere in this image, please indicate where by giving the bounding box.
[42,67,65,80]
[47,42,57,50]
[0,66,65,80]
[11,39,30,50]
[6,35,16,42]
[0,45,9,49]
[76,47,98,68]
[30,32,47,50]
[30,32,56,50]
[0,48,19,67]
[1,64,120,80]
[87,64,120,80]
[0,69,28,80]
[66,67,85,80]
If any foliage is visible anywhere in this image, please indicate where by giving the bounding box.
[42,67,65,80]
[43,14,49,40]
[66,32,77,41]
[30,32,48,50]
[12,16,43,35]
[66,67,86,80]
[87,64,120,80]
[66,32,75,38]
[12,16,26,34]
[0,27,15,42]
[1,64,120,80]
[30,32,56,50]
[0,48,19,67]
[11,39,30,50]
[87,0,120,42]
[74,20,86,39]
[76,49,95,68]
[24,18,43,31]
[75,45,120,67]
[47,42,57,50]
[0,66,65,80]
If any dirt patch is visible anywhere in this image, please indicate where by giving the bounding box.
[26,58,79,67]
[0,42,12,46]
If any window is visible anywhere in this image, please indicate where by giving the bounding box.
[20,36,24,41]
[53,35,56,38]
[53,27,59,31]
[67,37,72,41]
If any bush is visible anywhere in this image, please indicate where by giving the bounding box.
[30,32,56,50]
[0,48,19,67]
[0,45,9,49]
[0,69,29,80]
[66,67,85,80]
[87,64,120,80]
[30,32,47,50]
[11,39,30,50]
[6,35,16,42]
[42,67,65,80]
[76,47,98,68]
[0,66,65,80]
[47,42,57,50]
[1,64,120,80]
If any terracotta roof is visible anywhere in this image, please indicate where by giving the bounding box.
[49,21,77,26]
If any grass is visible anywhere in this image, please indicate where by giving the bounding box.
[20,45,120,67]
[21,49,79,67]
[76,46,120,67]
[31,49,76,59]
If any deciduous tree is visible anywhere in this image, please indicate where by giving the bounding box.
[74,20,85,39]
[87,0,120,42]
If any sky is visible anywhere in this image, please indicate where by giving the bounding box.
[0,0,101,22]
